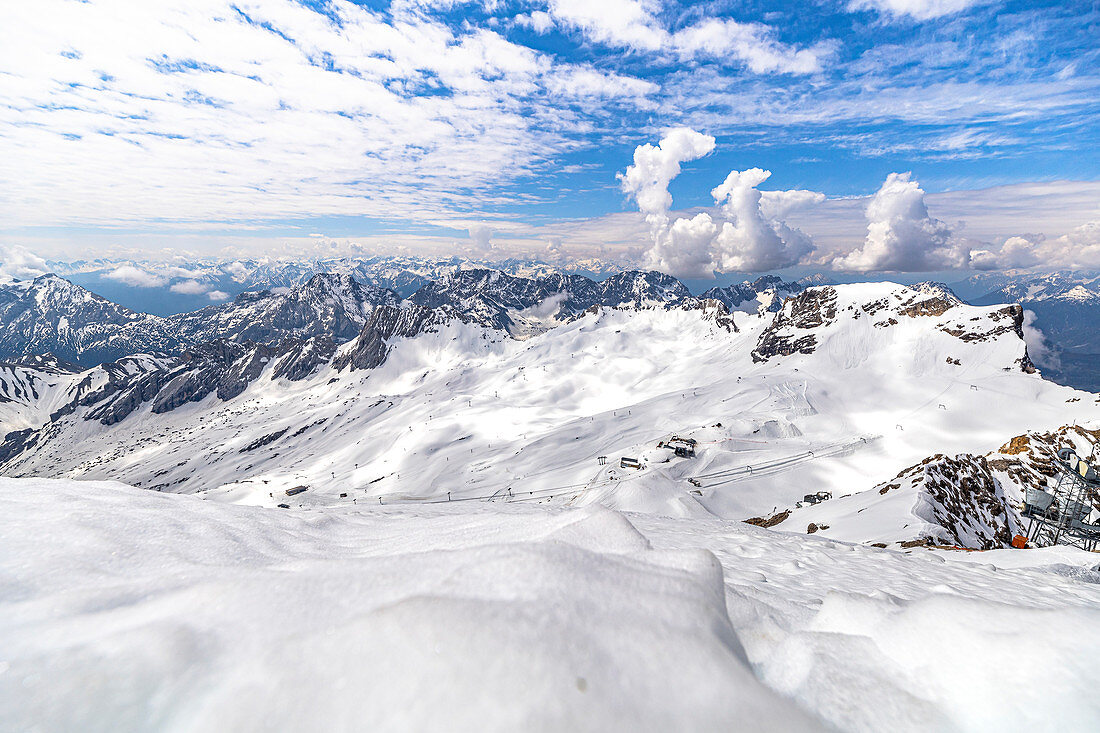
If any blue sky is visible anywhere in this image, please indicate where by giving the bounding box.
[1,0,1098,275]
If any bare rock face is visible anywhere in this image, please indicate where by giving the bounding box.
[751,287,838,362]
[334,305,451,371]
[681,299,737,332]
[940,304,1025,342]
[877,454,1020,550]
[899,296,956,318]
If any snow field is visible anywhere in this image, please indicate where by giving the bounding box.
[12,285,1098,525]
[0,479,819,732]
[5,478,1100,731]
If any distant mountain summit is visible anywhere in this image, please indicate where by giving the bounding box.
[701,275,802,314]
[0,272,399,366]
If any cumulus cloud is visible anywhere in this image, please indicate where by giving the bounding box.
[105,265,167,288]
[709,169,818,272]
[621,130,822,278]
[207,290,230,302]
[1042,221,1100,269]
[1022,309,1060,370]
[968,234,1044,271]
[223,261,250,280]
[832,172,967,272]
[468,225,495,252]
[544,236,564,259]
[0,245,50,282]
[169,279,210,295]
[967,222,1100,271]
[618,127,715,225]
[847,0,987,21]
[647,213,721,279]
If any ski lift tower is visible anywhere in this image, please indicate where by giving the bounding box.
[1023,448,1100,551]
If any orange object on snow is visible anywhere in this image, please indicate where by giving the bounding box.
[1011,535,1029,549]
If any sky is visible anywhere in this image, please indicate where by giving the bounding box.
[1,0,1098,276]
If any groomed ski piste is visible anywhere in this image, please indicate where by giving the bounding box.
[4,283,1097,520]
[4,282,1100,730]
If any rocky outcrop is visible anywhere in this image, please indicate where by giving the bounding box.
[334,305,451,371]
[751,287,837,362]
[901,454,1018,550]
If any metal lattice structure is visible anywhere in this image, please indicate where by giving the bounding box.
[1024,449,1100,551]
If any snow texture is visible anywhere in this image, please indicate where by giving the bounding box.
[3,478,1099,731]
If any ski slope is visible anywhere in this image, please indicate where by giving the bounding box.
[3,283,1096,531]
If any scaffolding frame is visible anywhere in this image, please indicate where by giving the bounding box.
[1024,451,1100,551]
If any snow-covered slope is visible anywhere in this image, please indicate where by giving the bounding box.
[3,477,1098,732]
[777,424,1100,550]
[2,281,1095,552]
[0,354,83,431]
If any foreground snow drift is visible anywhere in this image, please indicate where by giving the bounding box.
[1,478,814,732]
[4,478,1100,731]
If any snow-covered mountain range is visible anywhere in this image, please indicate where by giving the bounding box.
[44,254,627,315]
[963,270,1100,391]
[0,272,398,366]
[5,267,1100,731]
[0,268,744,364]
[2,270,1095,554]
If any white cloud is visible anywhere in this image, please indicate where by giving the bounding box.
[207,290,230,301]
[1022,309,1060,370]
[223,261,250,280]
[165,266,204,279]
[1043,221,1100,269]
[618,127,715,225]
[104,265,168,288]
[0,245,50,282]
[759,189,829,220]
[468,224,495,251]
[0,0,658,229]
[709,169,817,272]
[544,0,666,51]
[514,11,554,34]
[645,212,720,279]
[831,172,967,272]
[621,130,821,277]
[169,279,210,295]
[968,235,1044,271]
[543,0,828,74]
[967,222,1100,271]
[847,0,988,21]
[670,18,831,75]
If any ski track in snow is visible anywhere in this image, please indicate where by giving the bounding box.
[4,282,1098,528]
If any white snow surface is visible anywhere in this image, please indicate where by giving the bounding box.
[3,477,1099,732]
[4,282,1098,530]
